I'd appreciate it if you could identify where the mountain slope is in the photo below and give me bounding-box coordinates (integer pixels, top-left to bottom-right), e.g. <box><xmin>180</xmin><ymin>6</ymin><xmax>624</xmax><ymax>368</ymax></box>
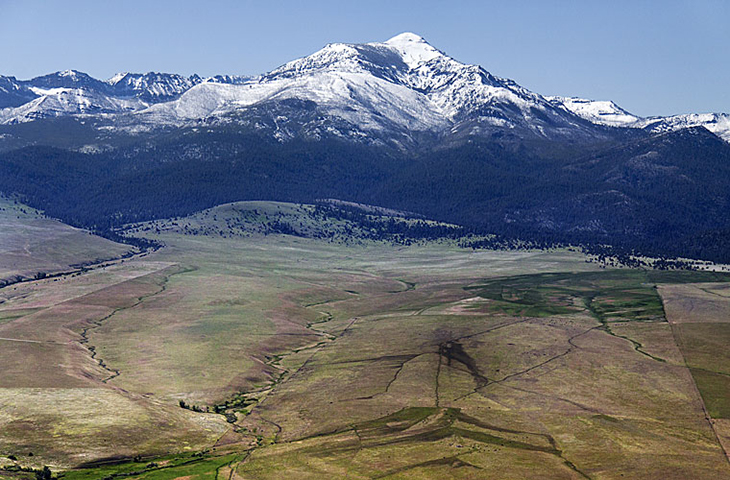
<box><xmin>0</xmin><ymin>76</ymin><xmax>38</xmax><ymax>109</ymax></box>
<box><xmin>0</xmin><ymin>196</ymin><xmax>133</xmax><ymax>284</ymax></box>
<box><xmin>2</xmin><ymin>123</ymin><xmax>729</xmax><ymax>260</ymax></box>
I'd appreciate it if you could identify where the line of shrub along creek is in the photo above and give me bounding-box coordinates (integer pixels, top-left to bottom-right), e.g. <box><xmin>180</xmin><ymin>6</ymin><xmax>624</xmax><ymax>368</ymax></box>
<box><xmin>179</xmin><ymin>279</ymin><xmax>413</xmax><ymax>443</ymax></box>
<box><xmin>183</xmin><ymin>290</ymin><xmax>368</xmax><ymax>443</ymax></box>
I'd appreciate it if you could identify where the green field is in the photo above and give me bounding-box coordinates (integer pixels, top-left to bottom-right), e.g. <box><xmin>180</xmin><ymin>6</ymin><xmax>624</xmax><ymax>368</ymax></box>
<box><xmin>2</xmin><ymin>201</ymin><xmax>730</xmax><ymax>479</ymax></box>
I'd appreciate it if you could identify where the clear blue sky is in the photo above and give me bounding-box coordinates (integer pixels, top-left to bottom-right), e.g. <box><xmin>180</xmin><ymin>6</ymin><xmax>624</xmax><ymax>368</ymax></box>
<box><xmin>1</xmin><ymin>0</ymin><xmax>728</xmax><ymax>117</ymax></box>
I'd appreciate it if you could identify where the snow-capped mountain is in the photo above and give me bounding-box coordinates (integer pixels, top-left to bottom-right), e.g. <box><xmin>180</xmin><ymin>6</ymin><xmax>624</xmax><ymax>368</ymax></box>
<box><xmin>2</xmin><ymin>34</ymin><xmax>730</xmax><ymax>267</ymax></box>
<box><xmin>138</xmin><ymin>33</ymin><xmax>608</xmax><ymax>144</ymax></box>
<box><xmin>550</xmin><ymin>96</ymin><xmax>730</xmax><ymax>142</ymax></box>
<box><xmin>106</xmin><ymin>72</ymin><xmax>203</xmax><ymax>102</ymax></box>
<box><xmin>0</xmin><ymin>33</ymin><xmax>728</xmax><ymax>145</ymax></box>
<box><xmin>640</xmin><ymin>113</ymin><xmax>730</xmax><ymax>142</ymax></box>
<box><xmin>6</xmin><ymin>87</ymin><xmax>144</xmax><ymax>123</ymax></box>
<box><xmin>0</xmin><ymin>71</ymin><xmax>205</xmax><ymax>124</ymax></box>
<box><xmin>29</xmin><ymin>69</ymin><xmax>108</xmax><ymax>90</ymax></box>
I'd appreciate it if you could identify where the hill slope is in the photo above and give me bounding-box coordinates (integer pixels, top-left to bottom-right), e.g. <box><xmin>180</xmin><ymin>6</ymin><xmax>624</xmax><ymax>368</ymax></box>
<box><xmin>0</xmin><ymin>197</ymin><xmax>134</xmax><ymax>285</ymax></box>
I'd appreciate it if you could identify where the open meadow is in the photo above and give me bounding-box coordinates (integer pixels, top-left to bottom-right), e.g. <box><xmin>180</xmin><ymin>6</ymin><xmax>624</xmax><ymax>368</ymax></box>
<box><xmin>1</xmin><ymin>201</ymin><xmax>730</xmax><ymax>479</ymax></box>
<box><xmin>0</xmin><ymin>197</ymin><xmax>133</xmax><ymax>285</ymax></box>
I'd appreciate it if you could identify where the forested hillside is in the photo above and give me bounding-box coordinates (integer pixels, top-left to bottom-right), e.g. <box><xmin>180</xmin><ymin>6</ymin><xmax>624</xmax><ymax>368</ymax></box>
<box><xmin>1</xmin><ymin>125</ymin><xmax>729</xmax><ymax>262</ymax></box>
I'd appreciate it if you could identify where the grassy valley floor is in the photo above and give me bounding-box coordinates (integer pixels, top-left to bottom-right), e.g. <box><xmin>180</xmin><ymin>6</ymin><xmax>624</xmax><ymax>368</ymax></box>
<box><xmin>1</xmin><ymin>202</ymin><xmax>730</xmax><ymax>479</ymax></box>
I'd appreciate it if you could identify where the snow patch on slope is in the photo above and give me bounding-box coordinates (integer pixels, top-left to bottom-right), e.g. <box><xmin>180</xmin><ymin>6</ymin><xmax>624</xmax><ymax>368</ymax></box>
<box><xmin>640</xmin><ymin>113</ymin><xmax>730</xmax><ymax>142</ymax></box>
<box><xmin>548</xmin><ymin>96</ymin><xmax>640</xmax><ymax>127</ymax></box>
<box><xmin>553</xmin><ymin>96</ymin><xmax>730</xmax><ymax>142</ymax></box>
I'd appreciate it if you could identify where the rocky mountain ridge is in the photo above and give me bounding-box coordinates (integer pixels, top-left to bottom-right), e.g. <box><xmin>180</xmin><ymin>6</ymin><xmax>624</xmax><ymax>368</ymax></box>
<box><xmin>1</xmin><ymin>33</ymin><xmax>727</xmax><ymax>144</ymax></box>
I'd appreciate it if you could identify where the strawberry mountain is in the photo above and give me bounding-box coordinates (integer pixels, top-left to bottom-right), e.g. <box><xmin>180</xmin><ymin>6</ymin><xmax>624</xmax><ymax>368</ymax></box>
<box><xmin>1</xmin><ymin>33</ymin><xmax>729</xmax><ymax>261</ymax></box>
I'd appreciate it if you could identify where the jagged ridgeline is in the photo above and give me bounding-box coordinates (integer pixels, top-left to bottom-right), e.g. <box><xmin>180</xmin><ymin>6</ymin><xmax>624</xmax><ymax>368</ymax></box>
<box><xmin>0</xmin><ymin>33</ymin><xmax>729</xmax><ymax>261</ymax></box>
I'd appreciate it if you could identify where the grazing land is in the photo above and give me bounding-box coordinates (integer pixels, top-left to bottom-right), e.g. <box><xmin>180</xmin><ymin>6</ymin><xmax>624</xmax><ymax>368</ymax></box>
<box><xmin>0</xmin><ymin>197</ymin><xmax>133</xmax><ymax>286</ymax></box>
<box><xmin>1</xmin><ymin>201</ymin><xmax>730</xmax><ymax>479</ymax></box>
<box><xmin>659</xmin><ymin>282</ymin><xmax>730</xmax><ymax>456</ymax></box>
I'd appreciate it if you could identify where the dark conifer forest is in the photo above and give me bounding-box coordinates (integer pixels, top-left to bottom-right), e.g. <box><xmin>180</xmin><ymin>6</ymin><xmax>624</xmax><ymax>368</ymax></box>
<box><xmin>1</xmin><ymin>122</ymin><xmax>729</xmax><ymax>262</ymax></box>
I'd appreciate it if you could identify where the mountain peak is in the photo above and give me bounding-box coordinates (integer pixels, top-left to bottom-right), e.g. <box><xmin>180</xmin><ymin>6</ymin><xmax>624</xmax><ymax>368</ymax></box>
<box><xmin>51</xmin><ymin>69</ymin><xmax>94</xmax><ymax>80</ymax></box>
<box><xmin>107</xmin><ymin>72</ymin><xmax>130</xmax><ymax>85</ymax></box>
<box><xmin>27</xmin><ymin>69</ymin><xmax>104</xmax><ymax>90</ymax></box>
<box><xmin>379</xmin><ymin>32</ymin><xmax>442</xmax><ymax>69</ymax></box>
<box><xmin>384</xmin><ymin>32</ymin><xmax>428</xmax><ymax>45</ymax></box>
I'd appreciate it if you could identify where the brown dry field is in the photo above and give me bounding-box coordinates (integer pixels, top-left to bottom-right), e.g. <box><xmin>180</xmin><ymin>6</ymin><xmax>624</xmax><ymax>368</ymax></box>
<box><xmin>659</xmin><ymin>283</ymin><xmax>730</xmax><ymax>440</ymax></box>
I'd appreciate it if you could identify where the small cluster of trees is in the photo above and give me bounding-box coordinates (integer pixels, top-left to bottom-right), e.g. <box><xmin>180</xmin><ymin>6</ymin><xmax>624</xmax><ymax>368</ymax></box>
<box><xmin>0</xmin><ymin>463</ymin><xmax>52</xmax><ymax>480</ymax></box>
<box><xmin>178</xmin><ymin>399</ymin><xmax>208</xmax><ymax>413</ymax></box>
